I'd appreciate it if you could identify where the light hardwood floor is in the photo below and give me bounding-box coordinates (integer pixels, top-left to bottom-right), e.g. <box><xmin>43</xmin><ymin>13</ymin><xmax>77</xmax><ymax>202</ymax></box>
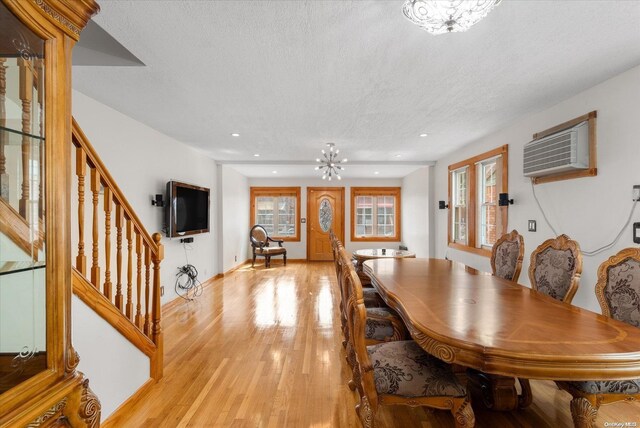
<box><xmin>111</xmin><ymin>261</ymin><xmax>640</xmax><ymax>427</ymax></box>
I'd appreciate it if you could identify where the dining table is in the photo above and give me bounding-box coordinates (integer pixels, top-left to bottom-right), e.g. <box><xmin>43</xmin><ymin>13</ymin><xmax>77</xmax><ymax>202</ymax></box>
<box><xmin>363</xmin><ymin>257</ymin><xmax>640</xmax><ymax>414</ymax></box>
<box><xmin>352</xmin><ymin>248</ymin><xmax>415</xmax><ymax>286</ymax></box>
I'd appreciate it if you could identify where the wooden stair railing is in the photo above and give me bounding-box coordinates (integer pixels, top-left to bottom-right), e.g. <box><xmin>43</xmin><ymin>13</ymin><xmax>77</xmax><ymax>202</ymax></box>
<box><xmin>71</xmin><ymin>118</ymin><xmax>164</xmax><ymax>380</ymax></box>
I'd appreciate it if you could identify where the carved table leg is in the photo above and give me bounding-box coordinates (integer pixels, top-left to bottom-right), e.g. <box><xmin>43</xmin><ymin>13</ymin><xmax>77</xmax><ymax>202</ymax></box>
<box><xmin>570</xmin><ymin>397</ymin><xmax>598</xmax><ymax>428</ymax></box>
<box><xmin>467</xmin><ymin>370</ymin><xmax>519</xmax><ymax>411</ymax></box>
<box><xmin>517</xmin><ymin>378</ymin><xmax>533</xmax><ymax>408</ymax></box>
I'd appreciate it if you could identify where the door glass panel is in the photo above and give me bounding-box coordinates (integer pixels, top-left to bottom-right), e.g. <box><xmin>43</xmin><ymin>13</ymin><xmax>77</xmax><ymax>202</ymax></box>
<box><xmin>0</xmin><ymin>3</ymin><xmax>47</xmax><ymax>394</ymax></box>
<box><xmin>319</xmin><ymin>198</ymin><xmax>332</xmax><ymax>232</ymax></box>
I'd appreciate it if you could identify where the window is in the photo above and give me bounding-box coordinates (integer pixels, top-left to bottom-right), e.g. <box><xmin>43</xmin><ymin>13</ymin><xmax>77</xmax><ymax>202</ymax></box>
<box><xmin>250</xmin><ymin>187</ymin><xmax>301</xmax><ymax>241</ymax></box>
<box><xmin>448</xmin><ymin>145</ymin><xmax>508</xmax><ymax>256</ymax></box>
<box><xmin>351</xmin><ymin>187</ymin><xmax>401</xmax><ymax>241</ymax></box>
<box><xmin>451</xmin><ymin>167</ymin><xmax>468</xmax><ymax>244</ymax></box>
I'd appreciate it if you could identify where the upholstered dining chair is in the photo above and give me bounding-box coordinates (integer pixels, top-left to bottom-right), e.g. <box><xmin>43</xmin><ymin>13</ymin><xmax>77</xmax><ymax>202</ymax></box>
<box><xmin>342</xmin><ymin>249</ymin><xmax>475</xmax><ymax>428</ymax></box>
<box><xmin>529</xmin><ymin>234</ymin><xmax>583</xmax><ymax>303</ymax></box>
<box><xmin>250</xmin><ymin>224</ymin><xmax>287</xmax><ymax>268</ymax></box>
<box><xmin>556</xmin><ymin>247</ymin><xmax>640</xmax><ymax>427</ymax></box>
<box><xmin>330</xmin><ymin>235</ymin><xmax>400</xmax><ymax>348</ymax></box>
<box><xmin>490</xmin><ymin>230</ymin><xmax>525</xmax><ymax>282</ymax></box>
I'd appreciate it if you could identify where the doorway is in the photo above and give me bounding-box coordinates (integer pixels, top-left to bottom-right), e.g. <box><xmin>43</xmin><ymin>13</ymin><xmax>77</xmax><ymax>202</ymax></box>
<box><xmin>307</xmin><ymin>187</ymin><xmax>344</xmax><ymax>261</ymax></box>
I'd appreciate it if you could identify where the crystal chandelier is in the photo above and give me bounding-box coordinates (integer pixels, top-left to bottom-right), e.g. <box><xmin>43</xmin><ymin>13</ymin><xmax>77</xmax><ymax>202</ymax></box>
<box><xmin>315</xmin><ymin>143</ymin><xmax>347</xmax><ymax>181</ymax></box>
<box><xmin>402</xmin><ymin>0</ymin><xmax>501</xmax><ymax>35</ymax></box>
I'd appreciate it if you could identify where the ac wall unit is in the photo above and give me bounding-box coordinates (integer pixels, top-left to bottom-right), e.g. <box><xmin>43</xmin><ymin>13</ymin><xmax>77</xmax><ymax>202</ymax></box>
<box><xmin>523</xmin><ymin>121</ymin><xmax>589</xmax><ymax>177</ymax></box>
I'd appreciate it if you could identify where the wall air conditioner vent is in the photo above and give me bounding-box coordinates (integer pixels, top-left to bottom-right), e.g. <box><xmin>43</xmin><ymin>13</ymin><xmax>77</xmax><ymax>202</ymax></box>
<box><xmin>523</xmin><ymin>121</ymin><xmax>589</xmax><ymax>178</ymax></box>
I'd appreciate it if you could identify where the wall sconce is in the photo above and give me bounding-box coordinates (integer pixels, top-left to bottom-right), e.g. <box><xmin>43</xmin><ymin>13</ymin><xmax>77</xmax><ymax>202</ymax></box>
<box><xmin>438</xmin><ymin>201</ymin><xmax>449</xmax><ymax>209</ymax></box>
<box><xmin>498</xmin><ymin>193</ymin><xmax>514</xmax><ymax>206</ymax></box>
<box><xmin>151</xmin><ymin>194</ymin><xmax>164</xmax><ymax>207</ymax></box>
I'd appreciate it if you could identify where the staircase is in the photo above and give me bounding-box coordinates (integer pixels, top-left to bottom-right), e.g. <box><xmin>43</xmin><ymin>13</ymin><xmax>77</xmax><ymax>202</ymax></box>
<box><xmin>71</xmin><ymin>118</ymin><xmax>164</xmax><ymax>380</ymax></box>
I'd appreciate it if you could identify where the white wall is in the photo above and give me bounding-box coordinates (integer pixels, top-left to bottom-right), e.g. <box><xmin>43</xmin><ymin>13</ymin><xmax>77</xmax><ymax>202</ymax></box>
<box><xmin>72</xmin><ymin>90</ymin><xmax>218</xmax><ymax>304</ymax></box>
<box><xmin>401</xmin><ymin>167</ymin><xmax>432</xmax><ymax>257</ymax></box>
<box><xmin>72</xmin><ymin>295</ymin><xmax>149</xmax><ymax>422</ymax></box>
<box><xmin>246</xmin><ymin>177</ymin><xmax>405</xmax><ymax>259</ymax></box>
<box><xmin>433</xmin><ymin>64</ymin><xmax>640</xmax><ymax>313</ymax></box>
<box><xmin>220</xmin><ymin>165</ymin><xmax>250</xmax><ymax>271</ymax></box>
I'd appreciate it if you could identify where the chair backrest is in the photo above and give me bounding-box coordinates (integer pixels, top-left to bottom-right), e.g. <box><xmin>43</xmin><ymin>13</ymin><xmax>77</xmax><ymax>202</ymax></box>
<box><xmin>250</xmin><ymin>225</ymin><xmax>269</xmax><ymax>247</ymax></box>
<box><xmin>529</xmin><ymin>234</ymin><xmax>582</xmax><ymax>303</ymax></box>
<box><xmin>490</xmin><ymin>230</ymin><xmax>525</xmax><ymax>282</ymax></box>
<box><xmin>595</xmin><ymin>247</ymin><xmax>640</xmax><ymax>327</ymax></box>
<box><xmin>340</xmin><ymin>246</ymin><xmax>379</xmax><ymax>407</ymax></box>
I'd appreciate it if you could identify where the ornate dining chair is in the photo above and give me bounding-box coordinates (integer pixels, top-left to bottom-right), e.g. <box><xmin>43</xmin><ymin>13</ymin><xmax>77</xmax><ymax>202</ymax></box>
<box><xmin>330</xmin><ymin>235</ymin><xmax>395</xmax><ymax>351</ymax></box>
<box><xmin>556</xmin><ymin>247</ymin><xmax>640</xmax><ymax>427</ymax></box>
<box><xmin>528</xmin><ymin>234</ymin><xmax>583</xmax><ymax>303</ymax></box>
<box><xmin>338</xmin><ymin>247</ymin><xmax>408</xmax><ymax>393</ymax></box>
<box><xmin>342</xmin><ymin>251</ymin><xmax>475</xmax><ymax>428</ymax></box>
<box><xmin>490</xmin><ymin>230</ymin><xmax>525</xmax><ymax>282</ymax></box>
<box><xmin>250</xmin><ymin>224</ymin><xmax>287</xmax><ymax>268</ymax></box>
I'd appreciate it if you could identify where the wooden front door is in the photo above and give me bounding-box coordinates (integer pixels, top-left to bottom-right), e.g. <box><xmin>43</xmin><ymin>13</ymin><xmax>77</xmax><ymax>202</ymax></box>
<box><xmin>307</xmin><ymin>187</ymin><xmax>344</xmax><ymax>261</ymax></box>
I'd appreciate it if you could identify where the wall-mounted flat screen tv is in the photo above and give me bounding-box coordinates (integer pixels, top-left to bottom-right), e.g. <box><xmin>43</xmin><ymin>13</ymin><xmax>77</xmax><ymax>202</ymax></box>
<box><xmin>166</xmin><ymin>180</ymin><xmax>210</xmax><ymax>237</ymax></box>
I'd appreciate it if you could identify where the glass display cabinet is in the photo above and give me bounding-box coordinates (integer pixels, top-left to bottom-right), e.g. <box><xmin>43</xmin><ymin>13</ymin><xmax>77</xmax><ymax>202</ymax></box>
<box><xmin>0</xmin><ymin>0</ymin><xmax>100</xmax><ymax>426</ymax></box>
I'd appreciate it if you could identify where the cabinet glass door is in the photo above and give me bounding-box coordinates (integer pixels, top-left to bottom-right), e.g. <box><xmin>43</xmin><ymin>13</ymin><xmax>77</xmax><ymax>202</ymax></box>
<box><xmin>0</xmin><ymin>2</ymin><xmax>46</xmax><ymax>394</ymax></box>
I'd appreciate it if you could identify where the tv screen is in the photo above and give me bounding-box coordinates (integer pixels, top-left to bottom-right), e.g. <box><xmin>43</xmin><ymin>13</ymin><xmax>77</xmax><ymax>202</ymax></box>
<box><xmin>166</xmin><ymin>181</ymin><xmax>210</xmax><ymax>237</ymax></box>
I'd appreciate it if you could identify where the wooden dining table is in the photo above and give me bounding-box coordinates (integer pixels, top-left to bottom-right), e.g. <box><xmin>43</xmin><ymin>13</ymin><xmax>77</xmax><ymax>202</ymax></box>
<box><xmin>363</xmin><ymin>257</ymin><xmax>640</xmax><ymax>413</ymax></box>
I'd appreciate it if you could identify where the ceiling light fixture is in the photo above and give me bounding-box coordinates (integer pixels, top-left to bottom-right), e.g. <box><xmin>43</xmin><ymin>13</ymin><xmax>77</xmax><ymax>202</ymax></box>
<box><xmin>402</xmin><ymin>0</ymin><xmax>501</xmax><ymax>35</ymax></box>
<box><xmin>374</xmin><ymin>171</ymin><xmax>380</xmax><ymax>175</ymax></box>
<box><xmin>419</xmin><ymin>133</ymin><xmax>428</xmax><ymax>137</ymax></box>
<box><xmin>315</xmin><ymin>142</ymin><xmax>347</xmax><ymax>181</ymax></box>
<box><xmin>231</xmin><ymin>133</ymin><xmax>240</xmax><ymax>137</ymax></box>
<box><xmin>395</xmin><ymin>154</ymin><xmax>402</xmax><ymax>158</ymax></box>
<box><xmin>253</xmin><ymin>153</ymin><xmax>260</xmax><ymax>157</ymax></box>
<box><xmin>272</xmin><ymin>170</ymin><xmax>277</xmax><ymax>174</ymax></box>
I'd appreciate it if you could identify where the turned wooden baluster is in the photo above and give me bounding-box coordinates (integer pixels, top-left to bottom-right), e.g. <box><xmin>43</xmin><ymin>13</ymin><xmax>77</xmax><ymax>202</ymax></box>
<box><xmin>134</xmin><ymin>231</ymin><xmax>143</xmax><ymax>329</ymax></box>
<box><xmin>0</xmin><ymin>58</ymin><xmax>7</xmax><ymax>197</ymax></box>
<box><xmin>75</xmin><ymin>148</ymin><xmax>87</xmax><ymax>275</ymax></box>
<box><xmin>144</xmin><ymin>245</ymin><xmax>151</xmax><ymax>336</ymax></box>
<box><xmin>114</xmin><ymin>203</ymin><xmax>124</xmax><ymax>310</ymax></box>
<box><xmin>126</xmin><ymin>218</ymin><xmax>134</xmax><ymax>320</ymax></box>
<box><xmin>18</xmin><ymin>59</ymin><xmax>33</xmax><ymax>219</ymax></box>
<box><xmin>103</xmin><ymin>186</ymin><xmax>113</xmax><ymax>300</ymax></box>
<box><xmin>90</xmin><ymin>167</ymin><xmax>100</xmax><ymax>288</ymax></box>
<box><xmin>151</xmin><ymin>233</ymin><xmax>164</xmax><ymax>379</ymax></box>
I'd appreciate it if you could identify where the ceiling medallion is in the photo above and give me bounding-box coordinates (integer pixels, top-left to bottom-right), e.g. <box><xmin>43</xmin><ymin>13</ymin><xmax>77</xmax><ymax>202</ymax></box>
<box><xmin>315</xmin><ymin>143</ymin><xmax>347</xmax><ymax>181</ymax></box>
<box><xmin>402</xmin><ymin>0</ymin><xmax>501</xmax><ymax>35</ymax></box>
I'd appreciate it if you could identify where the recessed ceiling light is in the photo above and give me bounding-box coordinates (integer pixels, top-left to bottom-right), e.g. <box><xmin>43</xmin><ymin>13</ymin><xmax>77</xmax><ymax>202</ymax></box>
<box><xmin>253</xmin><ymin>153</ymin><xmax>260</xmax><ymax>157</ymax></box>
<box><xmin>231</xmin><ymin>133</ymin><xmax>240</xmax><ymax>137</ymax></box>
<box><xmin>395</xmin><ymin>154</ymin><xmax>402</xmax><ymax>158</ymax></box>
<box><xmin>419</xmin><ymin>133</ymin><xmax>428</xmax><ymax>137</ymax></box>
<box><xmin>374</xmin><ymin>171</ymin><xmax>380</xmax><ymax>175</ymax></box>
<box><xmin>272</xmin><ymin>170</ymin><xmax>277</xmax><ymax>174</ymax></box>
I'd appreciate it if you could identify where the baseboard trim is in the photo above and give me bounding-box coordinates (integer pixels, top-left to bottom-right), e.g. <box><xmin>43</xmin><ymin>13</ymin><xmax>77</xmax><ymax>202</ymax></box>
<box><xmin>101</xmin><ymin>378</ymin><xmax>155</xmax><ymax>428</ymax></box>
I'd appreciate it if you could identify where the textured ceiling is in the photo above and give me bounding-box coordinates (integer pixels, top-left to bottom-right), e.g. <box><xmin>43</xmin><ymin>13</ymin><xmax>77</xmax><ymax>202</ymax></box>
<box><xmin>72</xmin><ymin>0</ymin><xmax>640</xmax><ymax>177</ymax></box>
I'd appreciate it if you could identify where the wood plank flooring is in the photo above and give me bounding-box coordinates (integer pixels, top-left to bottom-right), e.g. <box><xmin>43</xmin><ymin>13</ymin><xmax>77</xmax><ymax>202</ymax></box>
<box><xmin>112</xmin><ymin>261</ymin><xmax>640</xmax><ymax>427</ymax></box>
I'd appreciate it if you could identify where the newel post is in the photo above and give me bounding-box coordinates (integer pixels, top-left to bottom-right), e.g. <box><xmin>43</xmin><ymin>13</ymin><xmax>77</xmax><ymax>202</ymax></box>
<box><xmin>151</xmin><ymin>232</ymin><xmax>164</xmax><ymax>380</ymax></box>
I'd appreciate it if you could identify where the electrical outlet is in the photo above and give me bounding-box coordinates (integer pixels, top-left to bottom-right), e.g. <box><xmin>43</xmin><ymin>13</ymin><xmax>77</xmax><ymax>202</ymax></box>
<box><xmin>633</xmin><ymin>185</ymin><xmax>640</xmax><ymax>201</ymax></box>
<box><xmin>160</xmin><ymin>286</ymin><xmax>165</xmax><ymax>296</ymax></box>
<box><xmin>528</xmin><ymin>220</ymin><xmax>537</xmax><ymax>232</ymax></box>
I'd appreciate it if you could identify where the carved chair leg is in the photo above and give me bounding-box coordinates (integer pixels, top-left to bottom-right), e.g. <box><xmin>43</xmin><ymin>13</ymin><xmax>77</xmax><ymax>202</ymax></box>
<box><xmin>265</xmin><ymin>256</ymin><xmax>270</xmax><ymax>268</ymax></box>
<box><xmin>252</xmin><ymin>253</ymin><xmax>256</xmax><ymax>267</ymax></box>
<box><xmin>517</xmin><ymin>378</ymin><xmax>533</xmax><ymax>408</ymax></box>
<box><xmin>451</xmin><ymin>396</ymin><xmax>475</xmax><ymax>428</ymax></box>
<box><xmin>356</xmin><ymin>395</ymin><xmax>376</xmax><ymax>428</ymax></box>
<box><xmin>570</xmin><ymin>397</ymin><xmax>598</xmax><ymax>428</ymax></box>
<box><xmin>284</xmin><ymin>254</ymin><xmax>287</xmax><ymax>265</ymax></box>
